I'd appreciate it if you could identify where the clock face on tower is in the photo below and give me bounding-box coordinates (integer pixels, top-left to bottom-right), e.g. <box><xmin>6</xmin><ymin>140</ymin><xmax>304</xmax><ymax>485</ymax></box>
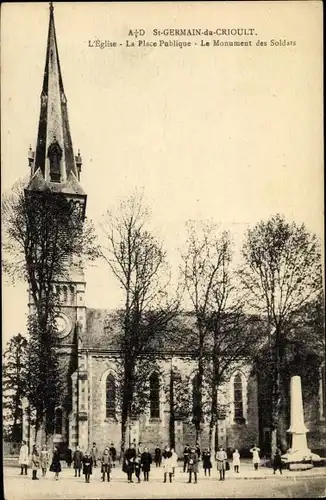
<box><xmin>54</xmin><ymin>313</ymin><xmax>72</xmax><ymax>338</ymax></box>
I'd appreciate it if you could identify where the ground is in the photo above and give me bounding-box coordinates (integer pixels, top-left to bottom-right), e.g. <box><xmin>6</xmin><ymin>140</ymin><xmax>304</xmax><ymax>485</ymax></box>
<box><xmin>4</xmin><ymin>461</ymin><xmax>326</xmax><ymax>500</ymax></box>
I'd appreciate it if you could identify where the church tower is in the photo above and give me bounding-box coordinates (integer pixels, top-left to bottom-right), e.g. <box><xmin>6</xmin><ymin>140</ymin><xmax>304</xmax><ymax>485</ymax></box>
<box><xmin>25</xmin><ymin>3</ymin><xmax>87</xmax><ymax>452</ymax></box>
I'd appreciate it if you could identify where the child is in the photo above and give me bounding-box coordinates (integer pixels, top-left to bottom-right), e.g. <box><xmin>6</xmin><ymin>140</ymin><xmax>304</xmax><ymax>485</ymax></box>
<box><xmin>101</xmin><ymin>447</ymin><xmax>112</xmax><ymax>482</ymax></box>
<box><xmin>232</xmin><ymin>449</ymin><xmax>240</xmax><ymax>473</ymax></box>
<box><xmin>216</xmin><ymin>446</ymin><xmax>227</xmax><ymax>481</ymax></box>
<box><xmin>40</xmin><ymin>445</ymin><xmax>49</xmax><ymax>477</ymax></box>
<box><xmin>187</xmin><ymin>447</ymin><xmax>199</xmax><ymax>484</ymax></box>
<box><xmin>31</xmin><ymin>445</ymin><xmax>40</xmax><ymax>480</ymax></box>
<box><xmin>202</xmin><ymin>447</ymin><xmax>212</xmax><ymax>476</ymax></box>
<box><xmin>82</xmin><ymin>450</ymin><xmax>93</xmax><ymax>483</ymax></box>
<box><xmin>162</xmin><ymin>446</ymin><xmax>173</xmax><ymax>483</ymax></box>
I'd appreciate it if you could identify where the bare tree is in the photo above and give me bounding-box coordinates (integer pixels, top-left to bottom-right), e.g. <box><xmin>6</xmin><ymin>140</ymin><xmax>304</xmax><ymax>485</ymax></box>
<box><xmin>239</xmin><ymin>214</ymin><xmax>323</xmax><ymax>450</ymax></box>
<box><xmin>2</xmin><ymin>180</ymin><xmax>99</xmax><ymax>437</ymax></box>
<box><xmin>181</xmin><ymin>221</ymin><xmax>260</xmax><ymax>447</ymax></box>
<box><xmin>100</xmin><ymin>191</ymin><xmax>179</xmax><ymax>444</ymax></box>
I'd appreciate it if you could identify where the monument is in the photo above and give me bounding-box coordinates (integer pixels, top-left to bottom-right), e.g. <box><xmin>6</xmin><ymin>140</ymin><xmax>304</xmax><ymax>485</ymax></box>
<box><xmin>282</xmin><ymin>375</ymin><xmax>321</xmax><ymax>470</ymax></box>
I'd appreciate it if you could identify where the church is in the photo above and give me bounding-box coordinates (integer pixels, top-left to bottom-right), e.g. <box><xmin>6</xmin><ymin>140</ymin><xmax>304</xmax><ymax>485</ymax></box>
<box><xmin>22</xmin><ymin>4</ymin><xmax>325</xmax><ymax>459</ymax></box>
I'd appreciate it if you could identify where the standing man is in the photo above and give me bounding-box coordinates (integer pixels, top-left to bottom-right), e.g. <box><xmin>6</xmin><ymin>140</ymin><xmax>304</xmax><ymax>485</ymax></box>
<box><xmin>250</xmin><ymin>444</ymin><xmax>261</xmax><ymax>471</ymax></box>
<box><xmin>19</xmin><ymin>440</ymin><xmax>29</xmax><ymax>476</ymax></box>
<box><xmin>91</xmin><ymin>442</ymin><xmax>98</xmax><ymax>467</ymax></box>
<box><xmin>183</xmin><ymin>444</ymin><xmax>190</xmax><ymax>473</ymax></box>
<box><xmin>73</xmin><ymin>445</ymin><xmax>83</xmax><ymax>477</ymax></box>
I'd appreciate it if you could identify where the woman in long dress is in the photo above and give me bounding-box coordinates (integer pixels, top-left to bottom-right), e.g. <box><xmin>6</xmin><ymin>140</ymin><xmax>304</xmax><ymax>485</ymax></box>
<box><xmin>49</xmin><ymin>446</ymin><xmax>62</xmax><ymax>480</ymax></box>
<box><xmin>19</xmin><ymin>441</ymin><xmax>29</xmax><ymax>476</ymax></box>
<box><xmin>232</xmin><ymin>449</ymin><xmax>240</xmax><ymax>473</ymax></box>
<box><xmin>249</xmin><ymin>445</ymin><xmax>261</xmax><ymax>470</ymax></box>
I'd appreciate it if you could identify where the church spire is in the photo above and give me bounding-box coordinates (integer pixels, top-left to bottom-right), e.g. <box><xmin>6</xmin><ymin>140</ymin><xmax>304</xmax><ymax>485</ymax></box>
<box><xmin>29</xmin><ymin>2</ymin><xmax>84</xmax><ymax>195</ymax></box>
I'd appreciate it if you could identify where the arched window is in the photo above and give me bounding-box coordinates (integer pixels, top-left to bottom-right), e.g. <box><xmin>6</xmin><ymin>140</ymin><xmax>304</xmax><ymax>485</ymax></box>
<box><xmin>62</xmin><ymin>285</ymin><xmax>68</xmax><ymax>303</ymax></box>
<box><xmin>234</xmin><ymin>374</ymin><xmax>244</xmax><ymax>420</ymax></box>
<box><xmin>106</xmin><ymin>374</ymin><xmax>116</xmax><ymax>418</ymax></box>
<box><xmin>192</xmin><ymin>373</ymin><xmax>200</xmax><ymax>422</ymax></box>
<box><xmin>55</xmin><ymin>408</ymin><xmax>63</xmax><ymax>434</ymax></box>
<box><xmin>149</xmin><ymin>373</ymin><xmax>160</xmax><ymax>418</ymax></box>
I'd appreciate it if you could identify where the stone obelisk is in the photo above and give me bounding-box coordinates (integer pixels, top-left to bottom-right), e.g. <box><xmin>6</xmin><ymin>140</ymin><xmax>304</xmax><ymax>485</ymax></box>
<box><xmin>283</xmin><ymin>376</ymin><xmax>313</xmax><ymax>467</ymax></box>
<box><xmin>287</xmin><ymin>376</ymin><xmax>311</xmax><ymax>456</ymax></box>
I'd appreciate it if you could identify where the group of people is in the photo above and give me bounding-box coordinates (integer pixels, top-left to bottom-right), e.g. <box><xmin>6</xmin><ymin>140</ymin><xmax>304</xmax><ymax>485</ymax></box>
<box><xmin>19</xmin><ymin>439</ymin><xmax>284</xmax><ymax>483</ymax></box>
<box><xmin>18</xmin><ymin>440</ymin><xmax>118</xmax><ymax>482</ymax></box>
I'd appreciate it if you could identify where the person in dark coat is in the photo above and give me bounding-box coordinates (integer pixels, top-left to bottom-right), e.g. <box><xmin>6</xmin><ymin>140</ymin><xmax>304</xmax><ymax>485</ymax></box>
<box><xmin>202</xmin><ymin>447</ymin><xmax>212</xmax><ymax>476</ymax></box>
<box><xmin>109</xmin><ymin>442</ymin><xmax>117</xmax><ymax>467</ymax></box>
<box><xmin>273</xmin><ymin>449</ymin><xmax>283</xmax><ymax>475</ymax></box>
<box><xmin>101</xmin><ymin>447</ymin><xmax>112</xmax><ymax>482</ymax></box>
<box><xmin>66</xmin><ymin>448</ymin><xmax>72</xmax><ymax>468</ymax></box>
<box><xmin>141</xmin><ymin>447</ymin><xmax>152</xmax><ymax>481</ymax></box>
<box><xmin>123</xmin><ymin>443</ymin><xmax>136</xmax><ymax>483</ymax></box>
<box><xmin>82</xmin><ymin>450</ymin><xmax>93</xmax><ymax>483</ymax></box>
<box><xmin>154</xmin><ymin>447</ymin><xmax>162</xmax><ymax>467</ymax></box>
<box><xmin>49</xmin><ymin>446</ymin><xmax>61</xmax><ymax>481</ymax></box>
<box><xmin>183</xmin><ymin>444</ymin><xmax>191</xmax><ymax>473</ymax></box>
<box><xmin>187</xmin><ymin>447</ymin><xmax>199</xmax><ymax>484</ymax></box>
<box><xmin>73</xmin><ymin>446</ymin><xmax>83</xmax><ymax>477</ymax></box>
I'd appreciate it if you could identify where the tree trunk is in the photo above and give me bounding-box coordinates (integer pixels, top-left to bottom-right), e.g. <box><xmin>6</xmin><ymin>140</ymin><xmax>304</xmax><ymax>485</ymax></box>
<box><xmin>169</xmin><ymin>368</ymin><xmax>175</xmax><ymax>449</ymax></box>
<box><xmin>121</xmin><ymin>358</ymin><xmax>134</xmax><ymax>447</ymax></box>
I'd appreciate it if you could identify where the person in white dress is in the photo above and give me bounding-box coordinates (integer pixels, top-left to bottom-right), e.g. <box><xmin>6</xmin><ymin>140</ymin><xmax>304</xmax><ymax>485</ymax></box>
<box><xmin>162</xmin><ymin>446</ymin><xmax>174</xmax><ymax>483</ymax></box>
<box><xmin>171</xmin><ymin>448</ymin><xmax>178</xmax><ymax>476</ymax></box>
<box><xmin>249</xmin><ymin>445</ymin><xmax>261</xmax><ymax>470</ymax></box>
<box><xmin>19</xmin><ymin>441</ymin><xmax>29</xmax><ymax>476</ymax></box>
<box><xmin>232</xmin><ymin>449</ymin><xmax>240</xmax><ymax>473</ymax></box>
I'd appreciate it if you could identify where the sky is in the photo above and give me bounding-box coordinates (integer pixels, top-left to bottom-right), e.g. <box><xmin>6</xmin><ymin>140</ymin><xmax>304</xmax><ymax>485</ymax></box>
<box><xmin>1</xmin><ymin>2</ymin><xmax>323</xmax><ymax>346</ymax></box>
